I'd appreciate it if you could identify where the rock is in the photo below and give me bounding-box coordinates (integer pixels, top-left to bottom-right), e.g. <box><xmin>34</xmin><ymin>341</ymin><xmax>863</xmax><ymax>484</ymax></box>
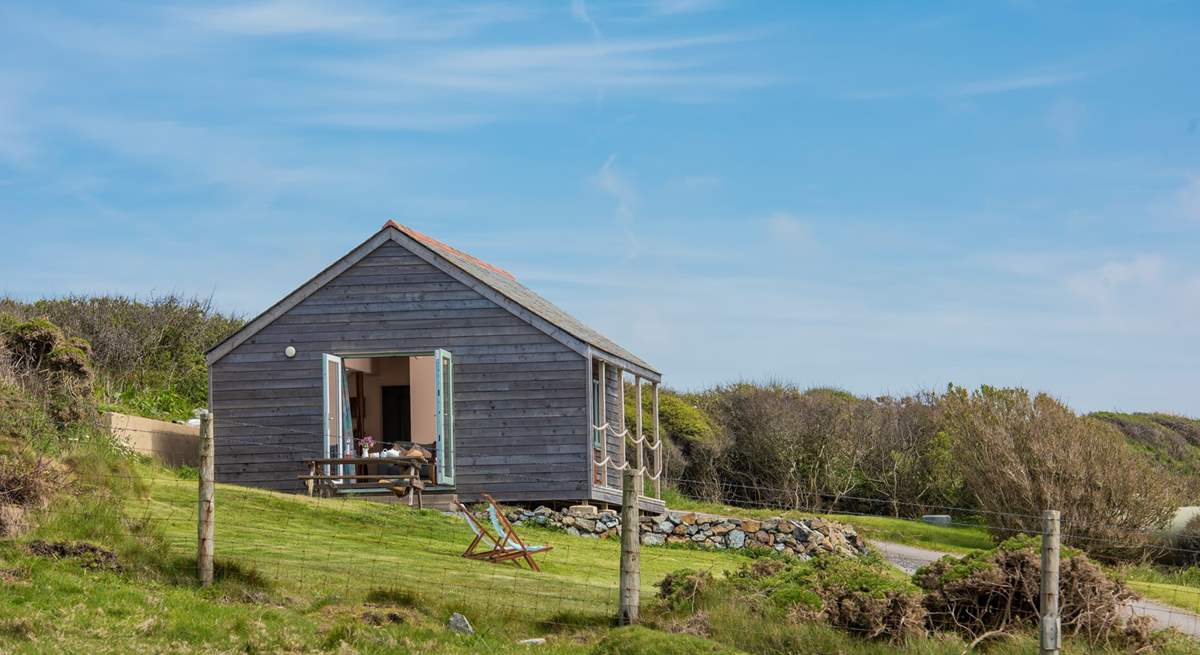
<box><xmin>642</xmin><ymin>532</ymin><xmax>666</xmax><ymax>546</ymax></box>
<box><xmin>448</xmin><ymin>613</ymin><xmax>474</xmax><ymax>636</ymax></box>
<box><xmin>686</xmin><ymin>525</ymin><xmax>699</xmax><ymax>536</ymax></box>
<box><xmin>656</xmin><ymin>520</ymin><xmax>674</xmax><ymax>533</ymax></box>
<box><xmin>575</xmin><ymin>518</ymin><xmax>597</xmax><ymax>532</ymax></box>
<box><xmin>754</xmin><ymin>530</ymin><xmax>772</xmax><ymax>545</ymax></box>
<box><xmin>517</xmin><ymin>637</ymin><xmax>546</xmax><ymax>645</ymax></box>
<box><xmin>671</xmin><ymin>524</ymin><xmax>689</xmax><ymax>535</ymax></box>
<box><xmin>678</xmin><ymin>512</ymin><xmax>697</xmax><ymax>525</ymax></box>
<box><xmin>741</xmin><ymin>519</ymin><xmax>761</xmax><ymax>534</ymax></box>
<box><xmin>727</xmin><ymin>529</ymin><xmax>746</xmax><ymax>549</ymax></box>
<box><xmin>565</xmin><ymin>526</ymin><xmax>579</xmax><ymax>536</ymax></box>
<box><xmin>567</xmin><ymin>504</ymin><xmax>598</xmax><ymax>518</ymax></box>
<box><xmin>562</xmin><ymin>516</ymin><xmax>576</xmax><ymax>527</ymax></box>
<box><xmin>762</xmin><ymin>520</ymin><xmax>780</xmax><ymax>532</ymax></box>
<box><xmin>666</xmin><ymin>535</ymin><xmax>690</xmax><ymax>545</ymax></box>
<box><xmin>709</xmin><ymin>534</ymin><xmax>725</xmax><ymax>546</ymax></box>
<box><xmin>534</xmin><ymin>506</ymin><xmax>554</xmax><ymax>516</ymax></box>
<box><xmin>691</xmin><ymin>533</ymin><xmax>707</xmax><ymax>542</ymax></box>
<box><xmin>711</xmin><ymin>522</ymin><xmax>734</xmax><ymax>536</ymax></box>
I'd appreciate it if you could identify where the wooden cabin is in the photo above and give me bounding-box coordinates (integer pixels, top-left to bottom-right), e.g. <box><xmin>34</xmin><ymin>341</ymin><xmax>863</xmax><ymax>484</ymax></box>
<box><xmin>205</xmin><ymin>221</ymin><xmax>665</xmax><ymax>511</ymax></box>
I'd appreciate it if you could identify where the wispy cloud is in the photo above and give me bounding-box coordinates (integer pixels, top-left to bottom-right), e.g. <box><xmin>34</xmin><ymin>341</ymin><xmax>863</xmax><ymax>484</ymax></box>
<box><xmin>765</xmin><ymin>211</ymin><xmax>813</xmax><ymax>246</ymax></box>
<box><xmin>646</xmin><ymin>0</ymin><xmax>723</xmax><ymax>16</ymax></box>
<box><xmin>1065</xmin><ymin>254</ymin><xmax>1166</xmax><ymax>306</ymax></box>
<box><xmin>590</xmin><ymin>155</ymin><xmax>640</xmax><ymax>254</ymax></box>
<box><xmin>950</xmin><ymin>70</ymin><xmax>1086</xmax><ymax>97</ymax></box>
<box><xmin>316</xmin><ymin>32</ymin><xmax>767</xmax><ymax>101</ymax></box>
<box><xmin>180</xmin><ymin>0</ymin><xmax>528</xmax><ymax>39</ymax></box>
<box><xmin>304</xmin><ymin>111</ymin><xmax>496</xmax><ymax>132</ymax></box>
<box><xmin>1177</xmin><ymin>174</ymin><xmax>1200</xmax><ymax>223</ymax></box>
<box><xmin>592</xmin><ymin>155</ymin><xmax>637</xmax><ymax>225</ymax></box>
<box><xmin>570</xmin><ymin>0</ymin><xmax>603</xmax><ymax>40</ymax></box>
<box><xmin>0</xmin><ymin>73</ymin><xmax>37</xmax><ymax>167</ymax></box>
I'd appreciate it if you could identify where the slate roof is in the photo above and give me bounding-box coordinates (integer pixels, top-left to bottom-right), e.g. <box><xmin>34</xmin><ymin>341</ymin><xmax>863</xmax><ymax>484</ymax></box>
<box><xmin>387</xmin><ymin>221</ymin><xmax>658</xmax><ymax>374</ymax></box>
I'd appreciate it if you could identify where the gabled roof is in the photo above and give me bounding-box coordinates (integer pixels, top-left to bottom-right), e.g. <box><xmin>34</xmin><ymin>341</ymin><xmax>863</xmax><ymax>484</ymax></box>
<box><xmin>206</xmin><ymin>222</ymin><xmax>660</xmax><ymax>379</ymax></box>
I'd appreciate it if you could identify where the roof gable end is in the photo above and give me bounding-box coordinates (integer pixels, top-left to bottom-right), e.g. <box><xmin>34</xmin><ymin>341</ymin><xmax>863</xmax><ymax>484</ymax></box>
<box><xmin>206</xmin><ymin>222</ymin><xmax>660</xmax><ymax>380</ymax></box>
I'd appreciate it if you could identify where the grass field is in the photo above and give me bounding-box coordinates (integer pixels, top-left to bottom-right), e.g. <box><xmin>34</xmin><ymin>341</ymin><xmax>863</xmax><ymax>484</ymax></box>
<box><xmin>3</xmin><ymin>460</ymin><xmax>1198</xmax><ymax>653</ymax></box>
<box><xmin>0</xmin><ymin>464</ymin><xmax>753</xmax><ymax>654</ymax></box>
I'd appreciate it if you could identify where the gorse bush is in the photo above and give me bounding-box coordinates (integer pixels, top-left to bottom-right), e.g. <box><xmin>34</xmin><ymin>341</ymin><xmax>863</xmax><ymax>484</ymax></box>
<box><xmin>0</xmin><ymin>294</ymin><xmax>242</xmax><ymax>421</ymax></box>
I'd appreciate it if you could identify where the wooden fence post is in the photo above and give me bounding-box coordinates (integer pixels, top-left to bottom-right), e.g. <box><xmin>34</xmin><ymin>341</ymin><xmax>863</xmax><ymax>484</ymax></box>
<box><xmin>618</xmin><ymin>466</ymin><xmax>640</xmax><ymax>625</ymax></box>
<box><xmin>1040</xmin><ymin>509</ymin><xmax>1061</xmax><ymax>655</ymax></box>
<box><xmin>196</xmin><ymin>409</ymin><xmax>214</xmax><ymax>587</ymax></box>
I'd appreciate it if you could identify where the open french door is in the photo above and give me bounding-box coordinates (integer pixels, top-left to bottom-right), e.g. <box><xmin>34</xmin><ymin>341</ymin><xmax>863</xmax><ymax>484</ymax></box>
<box><xmin>433</xmin><ymin>349</ymin><xmax>455</xmax><ymax>486</ymax></box>
<box><xmin>322</xmin><ymin>354</ymin><xmax>352</xmax><ymax>478</ymax></box>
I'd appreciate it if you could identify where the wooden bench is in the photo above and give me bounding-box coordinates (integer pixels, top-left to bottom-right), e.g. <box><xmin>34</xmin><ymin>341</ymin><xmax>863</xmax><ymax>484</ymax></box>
<box><xmin>300</xmin><ymin>456</ymin><xmax>428</xmax><ymax>507</ymax></box>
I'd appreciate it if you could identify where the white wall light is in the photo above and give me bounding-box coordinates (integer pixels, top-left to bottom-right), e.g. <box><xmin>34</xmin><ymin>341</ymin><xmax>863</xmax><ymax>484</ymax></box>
<box><xmin>284</xmin><ymin>346</ymin><xmax>296</xmax><ymax>358</ymax></box>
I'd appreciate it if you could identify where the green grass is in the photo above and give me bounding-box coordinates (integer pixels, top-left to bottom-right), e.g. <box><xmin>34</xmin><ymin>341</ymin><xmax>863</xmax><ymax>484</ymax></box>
<box><xmin>1121</xmin><ymin>564</ymin><xmax>1200</xmax><ymax>614</ymax></box>
<box><xmin>3</xmin><ymin>457</ymin><xmax>1197</xmax><ymax>654</ymax></box>
<box><xmin>0</xmin><ymin>460</ymin><xmax>751</xmax><ymax>654</ymax></box>
<box><xmin>659</xmin><ymin>488</ymin><xmax>994</xmax><ymax>554</ymax></box>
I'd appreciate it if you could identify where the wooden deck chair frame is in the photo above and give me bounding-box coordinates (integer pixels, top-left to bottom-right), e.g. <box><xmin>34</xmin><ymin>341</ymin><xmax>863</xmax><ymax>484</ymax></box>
<box><xmin>482</xmin><ymin>493</ymin><xmax>552</xmax><ymax>571</ymax></box>
<box><xmin>454</xmin><ymin>494</ymin><xmax>552</xmax><ymax>571</ymax></box>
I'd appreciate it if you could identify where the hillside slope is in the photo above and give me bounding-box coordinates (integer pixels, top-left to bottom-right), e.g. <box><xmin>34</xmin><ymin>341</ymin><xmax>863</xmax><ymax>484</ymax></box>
<box><xmin>1092</xmin><ymin>412</ymin><xmax>1200</xmax><ymax>480</ymax></box>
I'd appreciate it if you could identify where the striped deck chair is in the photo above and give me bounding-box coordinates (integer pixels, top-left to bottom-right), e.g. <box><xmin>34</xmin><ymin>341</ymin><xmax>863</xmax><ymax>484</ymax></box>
<box><xmin>482</xmin><ymin>494</ymin><xmax>552</xmax><ymax>572</ymax></box>
<box><xmin>454</xmin><ymin>494</ymin><xmax>552</xmax><ymax>571</ymax></box>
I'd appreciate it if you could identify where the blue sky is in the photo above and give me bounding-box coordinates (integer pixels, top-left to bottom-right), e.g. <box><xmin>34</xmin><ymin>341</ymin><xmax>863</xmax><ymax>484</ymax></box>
<box><xmin>1</xmin><ymin>1</ymin><xmax>1198</xmax><ymax>414</ymax></box>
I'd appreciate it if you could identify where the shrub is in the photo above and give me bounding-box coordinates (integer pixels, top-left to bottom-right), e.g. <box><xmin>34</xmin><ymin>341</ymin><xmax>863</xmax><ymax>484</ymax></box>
<box><xmin>915</xmin><ymin>536</ymin><xmax>1147</xmax><ymax>647</ymax></box>
<box><xmin>941</xmin><ymin>385</ymin><xmax>1182</xmax><ymax>560</ymax></box>
<box><xmin>0</xmin><ymin>316</ymin><xmax>96</xmax><ymax>425</ymax></box>
<box><xmin>0</xmin><ymin>449</ymin><xmax>58</xmax><ymax>508</ymax></box>
<box><xmin>695</xmin><ymin>383</ymin><xmax>866</xmax><ymax>511</ymax></box>
<box><xmin>734</xmin><ymin>554</ymin><xmax>926</xmax><ymax>641</ymax></box>
<box><xmin>0</xmin><ymin>294</ymin><xmax>241</xmax><ymax>421</ymax></box>
<box><xmin>655</xmin><ymin>568</ymin><xmax>715</xmax><ymax>610</ymax></box>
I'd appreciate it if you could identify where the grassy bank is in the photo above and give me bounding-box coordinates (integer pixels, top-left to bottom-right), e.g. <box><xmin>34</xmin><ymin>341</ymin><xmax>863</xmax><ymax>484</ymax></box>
<box><xmin>3</xmin><ymin>455</ymin><xmax>1197</xmax><ymax>653</ymax></box>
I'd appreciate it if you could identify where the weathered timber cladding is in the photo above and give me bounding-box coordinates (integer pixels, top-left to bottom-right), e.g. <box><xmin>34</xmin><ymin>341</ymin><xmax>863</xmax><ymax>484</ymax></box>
<box><xmin>603</xmin><ymin>362</ymin><xmax>623</xmax><ymax>489</ymax></box>
<box><xmin>210</xmin><ymin>241</ymin><xmax>589</xmax><ymax>501</ymax></box>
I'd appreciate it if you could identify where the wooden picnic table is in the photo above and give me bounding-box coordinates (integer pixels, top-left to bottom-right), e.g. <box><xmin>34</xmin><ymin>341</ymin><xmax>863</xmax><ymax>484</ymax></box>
<box><xmin>301</xmin><ymin>456</ymin><xmax>428</xmax><ymax>507</ymax></box>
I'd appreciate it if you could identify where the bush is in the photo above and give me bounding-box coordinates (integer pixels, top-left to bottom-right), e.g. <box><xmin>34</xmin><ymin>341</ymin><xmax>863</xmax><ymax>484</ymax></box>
<box><xmin>0</xmin><ymin>316</ymin><xmax>96</xmax><ymax>425</ymax></box>
<box><xmin>0</xmin><ymin>294</ymin><xmax>241</xmax><ymax>421</ymax></box>
<box><xmin>591</xmin><ymin>626</ymin><xmax>746</xmax><ymax>655</ymax></box>
<box><xmin>695</xmin><ymin>383</ymin><xmax>865</xmax><ymax>511</ymax></box>
<box><xmin>0</xmin><ymin>449</ymin><xmax>58</xmax><ymax>508</ymax></box>
<box><xmin>941</xmin><ymin>385</ymin><xmax>1183</xmax><ymax>560</ymax></box>
<box><xmin>915</xmin><ymin>536</ymin><xmax>1147</xmax><ymax>647</ymax></box>
<box><xmin>655</xmin><ymin>568</ymin><xmax>715</xmax><ymax>610</ymax></box>
<box><xmin>732</xmin><ymin>554</ymin><xmax>926</xmax><ymax>641</ymax></box>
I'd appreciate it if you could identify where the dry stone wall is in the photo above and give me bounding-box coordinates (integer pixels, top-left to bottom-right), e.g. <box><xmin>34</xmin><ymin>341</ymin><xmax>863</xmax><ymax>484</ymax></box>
<box><xmin>505</xmin><ymin>506</ymin><xmax>869</xmax><ymax>558</ymax></box>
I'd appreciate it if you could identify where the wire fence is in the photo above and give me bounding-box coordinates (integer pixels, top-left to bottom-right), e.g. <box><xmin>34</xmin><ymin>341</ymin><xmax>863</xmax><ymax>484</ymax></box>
<box><xmin>8</xmin><ymin>410</ymin><xmax>1200</xmax><ymax>648</ymax></box>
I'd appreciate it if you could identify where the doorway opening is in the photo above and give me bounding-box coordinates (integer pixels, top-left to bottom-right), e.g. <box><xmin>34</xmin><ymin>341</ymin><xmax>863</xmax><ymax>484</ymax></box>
<box><xmin>323</xmin><ymin>351</ymin><xmax>455</xmax><ymax>488</ymax></box>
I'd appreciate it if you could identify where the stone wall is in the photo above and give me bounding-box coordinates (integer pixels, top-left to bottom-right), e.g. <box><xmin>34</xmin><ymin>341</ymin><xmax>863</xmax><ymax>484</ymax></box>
<box><xmin>505</xmin><ymin>506</ymin><xmax>868</xmax><ymax>559</ymax></box>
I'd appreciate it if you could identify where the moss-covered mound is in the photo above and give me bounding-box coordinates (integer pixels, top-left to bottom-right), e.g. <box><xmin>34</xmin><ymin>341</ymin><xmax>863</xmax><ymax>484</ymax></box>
<box><xmin>591</xmin><ymin>625</ymin><xmax>746</xmax><ymax>655</ymax></box>
<box><xmin>654</xmin><ymin>553</ymin><xmax>925</xmax><ymax>642</ymax></box>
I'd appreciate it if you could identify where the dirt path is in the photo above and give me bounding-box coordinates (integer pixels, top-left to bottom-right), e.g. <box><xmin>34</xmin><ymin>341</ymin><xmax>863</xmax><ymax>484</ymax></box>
<box><xmin>868</xmin><ymin>540</ymin><xmax>1200</xmax><ymax>638</ymax></box>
